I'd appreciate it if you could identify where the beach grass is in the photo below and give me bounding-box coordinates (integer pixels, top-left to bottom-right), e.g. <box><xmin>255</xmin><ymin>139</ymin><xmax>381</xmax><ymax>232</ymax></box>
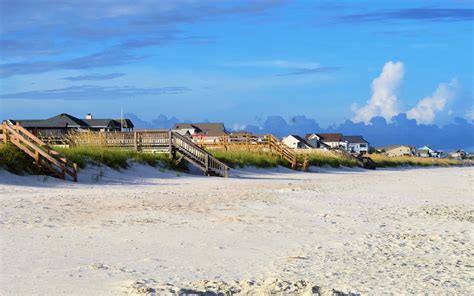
<box><xmin>296</xmin><ymin>150</ymin><xmax>359</xmax><ymax>168</ymax></box>
<box><xmin>54</xmin><ymin>146</ymin><xmax>179</xmax><ymax>170</ymax></box>
<box><xmin>0</xmin><ymin>143</ymin><xmax>41</xmax><ymax>175</ymax></box>
<box><xmin>210</xmin><ymin>149</ymin><xmax>287</xmax><ymax>168</ymax></box>
<box><xmin>369</xmin><ymin>154</ymin><xmax>462</xmax><ymax>167</ymax></box>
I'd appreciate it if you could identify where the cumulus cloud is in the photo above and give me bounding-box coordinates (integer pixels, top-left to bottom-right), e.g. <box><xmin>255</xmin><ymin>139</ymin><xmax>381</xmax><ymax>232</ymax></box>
<box><xmin>353</xmin><ymin>61</ymin><xmax>404</xmax><ymax>124</ymax></box>
<box><xmin>407</xmin><ymin>79</ymin><xmax>458</xmax><ymax>124</ymax></box>
<box><xmin>465</xmin><ymin>107</ymin><xmax>474</xmax><ymax>121</ymax></box>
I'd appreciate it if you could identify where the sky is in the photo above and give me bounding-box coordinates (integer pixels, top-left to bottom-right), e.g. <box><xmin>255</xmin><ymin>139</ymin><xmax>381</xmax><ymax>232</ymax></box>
<box><xmin>0</xmin><ymin>0</ymin><xmax>473</xmax><ymax>148</ymax></box>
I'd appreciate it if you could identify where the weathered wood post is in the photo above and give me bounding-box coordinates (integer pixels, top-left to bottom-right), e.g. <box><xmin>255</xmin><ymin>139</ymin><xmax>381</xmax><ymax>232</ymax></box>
<box><xmin>303</xmin><ymin>154</ymin><xmax>308</xmax><ymax>171</ymax></box>
<box><xmin>133</xmin><ymin>132</ymin><xmax>137</xmax><ymax>151</ymax></box>
<box><xmin>168</xmin><ymin>130</ymin><xmax>173</xmax><ymax>159</ymax></box>
<box><xmin>35</xmin><ymin>150</ymin><xmax>40</xmax><ymax>169</ymax></box>
<box><xmin>73</xmin><ymin>163</ymin><xmax>78</xmax><ymax>182</ymax></box>
<box><xmin>2</xmin><ymin>124</ymin><xmax>7</xmax><ymax>144</ymax></box>
<box><xmin>205</xmin><ymin>154</ymin><xmax>209</xmax><ymax>173</ymax></box>
<box><xmin>224</xmin><ymin>166</ymin><xmax>229</xmax><ymax>178</ymax></box>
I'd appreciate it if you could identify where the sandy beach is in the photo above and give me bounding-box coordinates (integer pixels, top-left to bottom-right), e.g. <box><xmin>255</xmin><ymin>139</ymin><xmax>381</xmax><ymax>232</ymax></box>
<box><xmin>0</xmin><ymin>166</ymin><xmax>473</xmax><ymax>295</ymax></box>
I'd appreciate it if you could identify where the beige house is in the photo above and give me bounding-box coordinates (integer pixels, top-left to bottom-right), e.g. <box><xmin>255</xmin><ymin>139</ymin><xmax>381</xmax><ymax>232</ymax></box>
<box><xmin>379</xmin><ymin>145</ymin><xmax>416</xmax><ymax>157</ymax></box>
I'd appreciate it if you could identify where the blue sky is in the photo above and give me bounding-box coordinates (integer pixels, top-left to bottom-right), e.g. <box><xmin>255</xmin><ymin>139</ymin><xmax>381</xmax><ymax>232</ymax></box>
<box><xmin>0</xmin><ymin>0</ymin><xmax>473</xmax><ymax>130</ymax></box>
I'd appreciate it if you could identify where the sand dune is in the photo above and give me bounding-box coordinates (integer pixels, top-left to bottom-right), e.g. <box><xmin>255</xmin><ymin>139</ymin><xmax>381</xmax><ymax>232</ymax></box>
<box><xmin>0</xmin><ymin>166</ymin><xmax>472</xmax><ymax>295</ymax></box>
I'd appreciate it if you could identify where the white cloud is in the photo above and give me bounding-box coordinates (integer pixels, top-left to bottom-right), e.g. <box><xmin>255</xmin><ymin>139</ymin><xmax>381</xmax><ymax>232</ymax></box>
<box><xmin>353</xmin><ymin>61</ymin><xmax>404</xmax><ymax>123</ymax></box>
<box><xmin>464</xmin><ymin>106</ymin><xmax>474</xmax><ymax>121</ymax></box>
<box><xmin>407</xmin><ymin>78</ymin><xmax>458</xmax><ymax>124</ymax></box>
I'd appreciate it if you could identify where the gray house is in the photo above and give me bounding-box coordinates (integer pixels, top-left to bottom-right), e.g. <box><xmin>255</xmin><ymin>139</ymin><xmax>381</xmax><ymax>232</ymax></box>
<box><xmin>342</xmin><ymin>135</ymin><xmax>370</xmax><ymax>154</ymax></box>
<box><xmin>4</xmin><ymin>113</ymin><xmax>134</xmax><ymax>139</ymax></box>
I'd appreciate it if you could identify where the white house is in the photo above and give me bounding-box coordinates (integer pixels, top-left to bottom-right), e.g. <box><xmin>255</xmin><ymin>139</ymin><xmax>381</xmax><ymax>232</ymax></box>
<box><xmin>282</xmin><ymin>135</ymin><xmax>314</xmax><ymax>149</ymax></box>
<box><xmin>306</xmin><ymin>133</ymin><xmax>347</xmax><ymax>149</ymax></box>
<box><xmin>342</xmin><ymin>135</ymin><xmax>370</xmax><ymax>154</ymax></box>
<box><xmin>417</xmin><ymin>145</ymin><xmax>435</xmax><ymax>157</ymax></box>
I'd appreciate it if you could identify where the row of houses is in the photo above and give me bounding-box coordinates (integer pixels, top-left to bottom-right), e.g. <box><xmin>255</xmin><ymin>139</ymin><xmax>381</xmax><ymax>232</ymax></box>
<box><xmin>376</xmin><ymin>144</ymin><xmax>468</xmax><ymax>159</ymax></box>
<box><xmin>282</xmin><ymin>133</ymin><xmax>370</xmax><ymax>154</ymax></box>
<box><xmin>2</xmin><ymin>113</ymin><xmax>469</xmax><ymax>159</ymax></box>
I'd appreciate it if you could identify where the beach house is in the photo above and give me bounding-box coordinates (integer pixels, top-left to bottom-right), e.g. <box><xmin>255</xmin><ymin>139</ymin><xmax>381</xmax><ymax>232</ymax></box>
<box><xmin>342</xmin><ymin>135</ymin><xmax>370</xmax><ymax>154</ymax></box>
<box><xmin>306</xmin><ymin>133</ymin><xmax>347</xmax><ymax>149</ymax></box>
<box><xmin>378</xmin><ymin>145</ymin><xmax>416</xmax><ymax>157</ymax></box>
<box><xmin>450</xmin><ymin>149</ymin><xmax>466</xmax><ymax>159</ymax></box>
<box><xmin>417</xmin><ymin>145</ymin><xmax>435</xmax><ymax>157</ymax></box>
<box><xmin>4</xmin><ymin>113</ymin><xmax>134</xmax><ymax>140</ymax></box>
<box><xmin>173</xmin><ymin>123</ymin><xmax>228</xmax><ymax>144</ymax></box>
<box><xmin>282</xmin><ymin>135</ymin><xmax>314</xmax><ymax>149</ymax></box>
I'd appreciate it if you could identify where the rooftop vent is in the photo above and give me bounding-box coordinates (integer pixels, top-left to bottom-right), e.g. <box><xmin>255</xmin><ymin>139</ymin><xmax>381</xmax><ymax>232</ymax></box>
<box><xmin>85</xmin><ymin>113</ymin><xmax>93</xmax><ymax>120</ymax></box>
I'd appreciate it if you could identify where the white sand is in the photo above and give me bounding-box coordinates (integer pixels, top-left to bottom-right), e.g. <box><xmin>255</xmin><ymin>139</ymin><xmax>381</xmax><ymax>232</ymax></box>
<box><xmin>0</xmin><ymin>165</ymin><xmax>473</xmax><ymax>295</ymax></box>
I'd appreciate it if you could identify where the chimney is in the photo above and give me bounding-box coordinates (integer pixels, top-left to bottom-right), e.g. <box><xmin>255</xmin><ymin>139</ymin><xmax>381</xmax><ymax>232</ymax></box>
<box><xmin>85</xmin><ymin>113</ymin><xmax>93</xmax><ymax>120</ymax></box>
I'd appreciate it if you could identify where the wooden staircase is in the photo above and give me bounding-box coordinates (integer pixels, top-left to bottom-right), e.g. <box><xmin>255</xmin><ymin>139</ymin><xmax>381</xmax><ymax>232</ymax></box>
<box><xmin>1</xmin><ymin>123</ymin><xmax>78</xmax><ymax>181</ymax></box>
<box><xmin>267</xmin><ymin>134</ymin><xmax>307</xmax><ymax>170</ymax></box>
<box><xmin>170</xmin><ymin>131</ymin><xmax>229</xmax><ymax>177</ymax></box>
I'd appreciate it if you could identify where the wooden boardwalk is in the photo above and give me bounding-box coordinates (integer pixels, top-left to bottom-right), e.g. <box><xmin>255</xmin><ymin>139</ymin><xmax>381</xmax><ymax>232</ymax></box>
<box><xmin>193</xmin><ymin>133</ymin><xmax>307</xmax><ymax>170</ymax></box>
<box><xmin>69</xmin><ymin>131</ymin><xmax>230</xmax><ymax>177</ymax></box>
<box><xmin>1</xmin><ymin>123</ymin><xmax>78</xmax><ymax>182</ymax></box>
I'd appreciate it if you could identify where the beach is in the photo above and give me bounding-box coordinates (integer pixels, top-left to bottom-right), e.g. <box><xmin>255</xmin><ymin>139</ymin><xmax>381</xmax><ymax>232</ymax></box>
<box><xmin>0</xmin><ymin>166</ymin><xmax>473</xmax><ymax>295</ymax></box>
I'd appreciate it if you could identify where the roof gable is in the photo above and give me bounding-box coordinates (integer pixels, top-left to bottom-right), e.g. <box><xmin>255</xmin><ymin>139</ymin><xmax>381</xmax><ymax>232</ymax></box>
<box><xmin>316</xmin><ymin>133</ymin><xmax>343</xmax><ymax>142</ymax></box>
<box><xmin>342</xmin><ymin>135</ymin><xmax>368</xmax><ymax>144</ymax></box>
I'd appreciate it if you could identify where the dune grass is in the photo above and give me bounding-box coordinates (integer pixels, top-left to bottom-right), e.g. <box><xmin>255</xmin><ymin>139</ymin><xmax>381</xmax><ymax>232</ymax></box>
<box><xmin>297</xmin><ymin>150</ymin><xmax>360</xmax><ymax>168</ymax></box>
<box><xmin>54</xmin><ymin>146</ymin><xmax>180</xmax><ymax>170</ymax></box>
<box><xmin>369</xmin><ymin>154</ymin><xmax>462</xmax><ymax>167</ymax></box>
<box><xmin>0</xmin><ymin>143</ymin><xmax>42</xmax><ymax>175</ymax></box>
<box><xmin>210</xmin><ymin>149</ymin><xmax>287</xmax><ymax>168</ymax></box>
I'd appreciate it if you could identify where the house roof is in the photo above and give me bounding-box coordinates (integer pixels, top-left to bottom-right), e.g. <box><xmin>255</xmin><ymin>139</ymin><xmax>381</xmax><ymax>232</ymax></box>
<box><xmin>316</xmin><ymin>133</ymin><xmax>343</xmax><ymax>142</ymax></box>
<box><xmin>289</xmin><ymin>135</ymin><xmax>314</xmax><ymax>148</ymax></box>
<box><xmin>378</xmin><ymin>144</ymin><xmax>414</xmax><ymax>151</ymax></box>
<box><xmin>173</xmin><ymin>123</ymin><xmax>227</xmax><ymax>136</ymax></box>
<box><xmin>342</xmin><ymin>135</ymin><xmax>369</xmax><ymax>144</ymax></box>
<box><xmin>418</xmin><ymin>145</ymin><xmax>434</xmax><ymax>152</ymax></box>
<box><xmin>8</xmin><ymin>113</ymin><xmax>134</xmax><ymax>129</ymax></box>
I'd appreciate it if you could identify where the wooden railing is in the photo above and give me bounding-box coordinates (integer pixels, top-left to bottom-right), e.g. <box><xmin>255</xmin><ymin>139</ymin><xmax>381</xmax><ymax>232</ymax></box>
<box><xmin>1</xmin><ymin>123</ymin><xmax>77</xmax><ymax>182</ymax></box>
<box><xmin>193</xmin><ymin>133</ymin><xmax>304</xmax><ymax>170</ymax></box>
<box><xmin>68</xmin><ymin>130</ymin><xmax>229</xmax><ymax>177</ymax></box>
<box><xmin>171</xmin><ymin>132</ymin><xmax>229</xmax><ymax>177</ymax></box>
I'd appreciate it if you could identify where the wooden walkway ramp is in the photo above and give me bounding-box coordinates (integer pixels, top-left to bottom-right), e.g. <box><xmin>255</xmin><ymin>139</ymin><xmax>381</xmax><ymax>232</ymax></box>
<box><xmin>193</xmin><ymin>133</ymin><xmax>307</xmax><ymax>171</ymax></box>
<box><xmin>170</xmin><ymin>132</ymin><xmax>229</xmax><ymax>177</ymax></box>
<box><xmin>69</xmin><ymin>131</ymin><xmax>229</xmax><ymax>177</ymax></box>
<box><xmin>1</xmin><ymin>123</ymin><xmax>78</xmax><ymax>181</ymax></box>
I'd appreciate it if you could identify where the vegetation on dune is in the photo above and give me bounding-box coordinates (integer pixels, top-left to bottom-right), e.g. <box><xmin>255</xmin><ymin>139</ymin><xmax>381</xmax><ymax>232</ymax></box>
<box><xmin>0</xmin><ymin>143</ymin><xmax>41</xmax><ymax>175</ymax></box>
<box><xmin>54</xmin><ymin>146</ymin><xmax>180</xmax><ymax>170</ymax></box>
<box><xmin>369</xmin><ymin>154</ymin><xmax>462</xmax><ymax>167</ymax></box>
<box><xmin>297</xmin><ymin>150</ymin><xmax>359</xmax><ymax>168</ymax></box>
<box><xmin>210</xmin><ymin>149</ymin><xmax>287</xmax><ymax>168</ymax></box>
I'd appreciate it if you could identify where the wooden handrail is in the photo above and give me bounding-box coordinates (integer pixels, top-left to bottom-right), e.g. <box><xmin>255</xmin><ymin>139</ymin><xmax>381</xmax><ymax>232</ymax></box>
<box><xmin>2</xmin><ymin>123</ymin><xmax>77</xmax><ymax>182</ymax></box>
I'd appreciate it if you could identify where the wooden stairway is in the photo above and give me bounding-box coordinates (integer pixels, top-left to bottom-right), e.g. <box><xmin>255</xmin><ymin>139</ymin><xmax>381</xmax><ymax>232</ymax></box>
<box><xmin>267</xmin><ymin>134</ymin><xmax>307</xmax><ymax>170</ymax></box>
<box><xmin>170</xmin><ymin>131</ymin><xmax>229</xmax><ymax>177</ymax></box>
<box><xmin>1</xmin><ymin>123</ymin><xmax>78</xmax><ymax>181</ymax></box>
